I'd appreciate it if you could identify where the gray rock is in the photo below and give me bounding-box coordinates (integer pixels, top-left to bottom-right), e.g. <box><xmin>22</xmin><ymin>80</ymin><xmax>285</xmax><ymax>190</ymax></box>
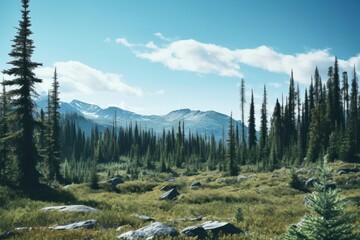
<box><xmin>181</xmin><ymin>226</ymin><xmax>208</xmax><ymax>239</ymax></box>
<box><xmin>160</xmin><ymin>185</ymin><xmax>175</xmax><ymax>191</ymax></box>
<box><xmin>49</xmin><ymin>219</ymin><xmax>97</xmax><ymax>230</ymax></box>
<box><xmin>305</xmin><ymin>177</ymin><xmax>317</xmax><ymax>188</ymax></box>
<box><xmin>100</xmin><ymin>176</ymin><xmax>124</xmax><ymax>189</ymax></box>
<box><xmin>190</xmin><ymin>181</ymin><xmax>201</xmax><ymax>189</ymax></box>
<box><xmin>236</xmin><ymin>175</ymin><xmax>248</xmax><ymax>182</ymax></box>
<box><xmin>117</xmin><ymin>222</ymin><xmax>178</xmax><ymax>240</ymax></box>
<box><xmin>159</xmin><ymin>188</ymin><xmax>179</xmax><ymax>200</ymax></box>
<box><xmin>338</xmin><ymin>170</ymin><xmax>348</xmax><ymax>175</ymax></box>
<box><xmin>131</xmin><ymin>213</ymin><xmax>154</xmax><ymax>221</ymax></box>
<box><xmin>200</xmin><ymin>220</ymin><xmax>243</xmax><ymax>235</ymax></box>
<box><xmin>41</xmin><ymin>205</ymin><xmax>98</xmax><ymax>213</ymax></box>
<box><xmin>295</xmin><ymin>168</ymin><xmax>306</xmax><ymax>174</ymax></box>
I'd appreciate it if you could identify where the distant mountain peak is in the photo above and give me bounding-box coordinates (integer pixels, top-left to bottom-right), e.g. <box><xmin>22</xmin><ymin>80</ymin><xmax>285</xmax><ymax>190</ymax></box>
<box><xmin>36</xmin><ymin>98</ymin><xmax>247</xmax><ymax>140</ymax></box>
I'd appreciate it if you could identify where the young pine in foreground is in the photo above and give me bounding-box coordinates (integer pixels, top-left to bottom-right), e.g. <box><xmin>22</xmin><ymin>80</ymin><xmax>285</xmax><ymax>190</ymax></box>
<box><xmin>285</xmin><ymin>157</ymin><xmax>359</xmax><ymax>240</ymax></box>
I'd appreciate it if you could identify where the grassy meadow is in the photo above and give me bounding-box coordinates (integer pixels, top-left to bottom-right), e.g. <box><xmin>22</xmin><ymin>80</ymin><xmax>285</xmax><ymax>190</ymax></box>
<box><xmin>0</xmin><ymin>161</ymin><xmax>359</xmax><ymax>240</ymax></box>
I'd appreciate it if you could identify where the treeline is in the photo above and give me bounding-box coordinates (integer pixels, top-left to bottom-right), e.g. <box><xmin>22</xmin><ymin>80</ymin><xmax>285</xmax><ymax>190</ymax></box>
<box><xmin>1</xmin><ymin>0</ymin><xmax>360</xmax><ymax>192</ymax></box>
<box><xmin>59</xmin><ymin>115</ymin><xmax>227</xmax><ymax>183</ymax></box>
<box><xmin>230</xmin><ymin>59</ymin><xmax>360</xmax><ymax>175</ymax></box>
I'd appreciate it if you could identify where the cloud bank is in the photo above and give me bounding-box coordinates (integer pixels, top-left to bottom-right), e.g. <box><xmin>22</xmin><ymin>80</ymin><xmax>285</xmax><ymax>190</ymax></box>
<box><xmin>117</xmin><ymin>34</ymin><xmax>360</xmax><ymax>84</ymax></box>
<box><xmin>35</xmin><ymin>61</ymin><xmax>142</xmax><ymax>96</ymax></box>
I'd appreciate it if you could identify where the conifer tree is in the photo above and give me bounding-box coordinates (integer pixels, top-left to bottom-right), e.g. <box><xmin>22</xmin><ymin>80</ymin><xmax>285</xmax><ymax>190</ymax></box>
<box><xmin>285</xmin><ymin>158</ymin><xmax>358</xmax><ymax>240</ymax></box>
<box><xmin>259</xmin><ymin>85</ymin><xmax>268</xmax><ymax>167</ymax></box>
<box><xmin>342</xmin><ymin>71</ymin><xmax>349</xmax><ymax>126</ymax></box>
<box><xmin>48</xmin><ymin>68</ymin><xmax>62</xmax><ymax>181</ymax></box>
<box><xmin>2</xmin><ymin>0</ymin><xmax>42</xmax><ymax>190</ymax></box>
<box><xmin>240</xmin><ymin>78</ymin><xmax>246</xmax><ymax>145</ymax></box>
<box><xmin>227</xmin><ymin>112</ymin><xmax>238</xmax><ymax>176</ymax></box>
<box><xmin>350</xmin><ymin>67</ymin><xmax>358</xmax><ymax>150</ymax></box>
<box><xmin>248</xmin><ymin>90</ymin><xmax>256</xmax><ymax>149</ymax></box>
<box><xmin>333</xmin><ymin>57</ymin><xmax>343</xmax><ymax>128</ymax></box>
<box><xmin>260</xmin><ymin>85</ymin><xmax>268</xmax><ymax>151</ymax></box>
<box><xmin>269</xmin><ymin>99</ymin><xmax>282</xmax><ymax>168</ymax></box>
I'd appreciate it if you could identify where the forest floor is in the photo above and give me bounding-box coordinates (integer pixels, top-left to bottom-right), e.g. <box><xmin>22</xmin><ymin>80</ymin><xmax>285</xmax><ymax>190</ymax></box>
<box><xmin>0</xmin><ymin>161</ymin><xmax>359</xmax><ymax>240</ymax></box>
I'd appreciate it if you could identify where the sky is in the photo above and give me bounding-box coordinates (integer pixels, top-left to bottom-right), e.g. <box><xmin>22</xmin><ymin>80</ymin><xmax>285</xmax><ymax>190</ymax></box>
<box><xmin>1</xmin><ymin>0</ymin><xmax>360</xmax><ymax>127</ymax></box>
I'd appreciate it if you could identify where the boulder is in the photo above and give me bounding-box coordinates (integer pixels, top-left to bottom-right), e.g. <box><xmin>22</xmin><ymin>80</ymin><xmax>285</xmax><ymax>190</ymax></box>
<box><xmin>200</xmin><ymin>221</ymin><xmax>243</xmax><ymax>235</ymax></box>
<box><xmin>117</xmin><ymin>222</ymin><xmax>178</xmax><ymax>240</ymax></box>
<box><xmin>131</xmin><ymin>213</ymin><xmax>154</xmax><ymax>222</ymax></box>
<box><xmin>236</xmin><ymin>175</ymin><xmax>248</xmax><ymax>183</ymax></box>
<box><xmin>159</xmin><ymin>188</ymin><xmax>179</xmax><ymax>200</ymax></box>
<box><xmin>190</xmin><ymin>181</ymin><xmax>201</xmax><ymax>189</ymax></box>
<box><xmin>100</xmin><ymin>176</ymin><xmax>124</xmax><ymax>189</ymax></box>
<box><xmin>160</xmin><ymin>185</ymin><xmax>175</xmax><ymax>191</ymax></box>
<box><xmin>305</xmin><ymin>177</ymin><xmax>317</xmax><ymax>188</ymax></box>
<box><xmin>181</xmin><ymin>226</ymin><xmax>208</xmax><ymax>239</ymax></box>
<box><xmin>338</xmin><ymin>170</ymin><xmax>348</xmax><ymax>175</ymax></box>
<box><xmin>49</xmin><ymin>219</ymin><xmax>97</xmax><ymax>230</ymax></box>
<box><xmin>339</xmin><ymin>166</ymin><xmax>359</xmax><ymax>174</ymax></box>
<box><xmin>41</xmin><ymin>205</ymin><xmax>98</xmax><ymax>213</ymax></box>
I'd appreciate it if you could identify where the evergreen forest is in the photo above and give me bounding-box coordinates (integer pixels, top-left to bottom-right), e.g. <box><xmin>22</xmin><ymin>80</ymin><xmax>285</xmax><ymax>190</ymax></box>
<box><xmin>0</xmin><ymin>1</ymin><xmax>359</xmax><ymax>239</ymax></box>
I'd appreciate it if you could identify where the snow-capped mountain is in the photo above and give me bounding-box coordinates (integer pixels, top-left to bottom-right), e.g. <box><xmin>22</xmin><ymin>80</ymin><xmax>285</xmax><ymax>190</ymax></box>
<box><xmin>37</xmin><ymin>99</ymin><xmax>247</xmax><ymax>140</ymax></box>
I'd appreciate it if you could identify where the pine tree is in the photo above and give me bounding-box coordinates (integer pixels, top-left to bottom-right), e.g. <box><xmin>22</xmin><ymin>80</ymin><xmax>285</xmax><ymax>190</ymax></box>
<box><xmin>48</xmin><ymin>68</ymin><xmax>62</xmax><ymax>181</ymax></box>
<box><xmin>2</xmin><ymin>0</ymin><xmax>42</xmax><ymax>190</ymax></box>
<box><xmin>248</xmin><ymin>90</ymin><xmax>256</xmax><ymax>150</ymax></box>
<box><xmin>350</xmin><ymin>67</ymin><xmax>359</xmax><ymax>152</ymax></box>
<box><xmin>240</xmin><ymin>78</ymin><xmax>246</xmax><ymax>145</ymax></box>
<box><xmin>342</xmin><ymin>71</ymin><xmax>349</xmax><ymax>127</ymax></box>
<box><xmin>269</xmin><ymin>99</ymin><xmax>282</xmax><ymax>168</ymax></box>
<box><xmin>333</xmin><ymin>57</ymin><xmax>343</xmax><ymax>128</ymax></box>
<box><xmin>285</xmin><ymin>158</ymin><xmax>358</xmax><ymax>240</ymax></box>
<box><xmin>259</xmin><ymin>85</ymin><xmax>268</xmax><ymax>168</ymax></box>
<box><xmin>227</xmin><ymin>112</ymin><xmax>238</xmax><ymax>176</ymax></box>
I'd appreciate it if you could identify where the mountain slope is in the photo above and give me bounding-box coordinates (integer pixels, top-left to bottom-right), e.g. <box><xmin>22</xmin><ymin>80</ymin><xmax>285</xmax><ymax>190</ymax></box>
<box><xmin>37</xmin><ymin>99</ymin><xmax>247</xmax><ymax>140</ymax></box>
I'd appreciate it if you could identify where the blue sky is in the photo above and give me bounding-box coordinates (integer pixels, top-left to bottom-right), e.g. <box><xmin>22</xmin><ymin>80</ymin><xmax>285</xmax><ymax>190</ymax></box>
<box><xmin>1</xmin><ymin>0</ymin><xmax>360</xmax><ymax>127</ymax></box>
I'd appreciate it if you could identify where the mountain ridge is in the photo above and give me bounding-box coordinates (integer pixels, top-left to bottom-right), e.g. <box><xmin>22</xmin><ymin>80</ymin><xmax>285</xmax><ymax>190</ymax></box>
<box><xmin>37</xmin><ymin>99</ymin><xmax>247</xmax><ymax>140</ymax></box>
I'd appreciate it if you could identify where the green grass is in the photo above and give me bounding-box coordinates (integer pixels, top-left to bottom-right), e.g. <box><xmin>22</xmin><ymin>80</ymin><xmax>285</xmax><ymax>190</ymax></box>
<box><xmin>0</xmin><ymin>161</ymin><xmax>359</xmax><ymax>240</ymax></box>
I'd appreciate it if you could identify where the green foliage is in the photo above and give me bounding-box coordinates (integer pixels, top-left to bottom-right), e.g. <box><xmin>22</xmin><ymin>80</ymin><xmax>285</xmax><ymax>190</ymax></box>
<box><xmin>289</xmin><ymin>169</ymin><xmax>305</xmax><ymax>192</ymax></box>
<box><xmin>285</xmin><ymin>159</ymin><xmax>359</xmax><ymax>240</ymax></box>
<box><xmin>234</xmin><ymin>206</ymin><xmax>244</xmax><ymax>223</ymax></box>
<box><xmin>2</xmin><ymin>0</ymin><xmax>42</xmax><ymax>190</ymax></box>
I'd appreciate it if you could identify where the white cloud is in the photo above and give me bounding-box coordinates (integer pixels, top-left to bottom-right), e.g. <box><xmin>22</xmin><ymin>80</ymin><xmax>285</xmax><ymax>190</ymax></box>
<box><xmin>137</xmin><ymin>39</ymin><xmax>243</xmax><ymax>78</ymax></box>
<box><xmin>115</xmin><ymin>38</ymin><xmax>133</xmax><ymax>47</ymax></box>
<box><xmin>269</xmin><ymin>82</ymin><xmax>282</xmax><ymax>88</ymax></box>
<box><xmin>117</xmin><ymin>36</ymin><xmax>360</xmax><ymax>84</ymax></box>
<box><xmin>154</xmin><ymin>32</ymin><xmax>173</xmax><ymax>41</ymax></box>
<box><xmin>35</xmin><ymin>61</ymin><xmax>142</xmax><ymax>97</ymax></box>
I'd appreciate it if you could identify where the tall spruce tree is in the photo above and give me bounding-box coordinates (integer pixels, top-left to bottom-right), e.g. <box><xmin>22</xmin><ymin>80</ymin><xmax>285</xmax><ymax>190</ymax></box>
<box><xmin>260</xmin><ymin>85</ymin><xmax>268</xmax><ymax>168</ymax></box>
<box><xmin>342</xmin><ymin>71</ymin><xmax>349</xmax><ymax>126</ymax></box>
<box><xmin>269</xmin><ymin>99</ymin><xmax>282</xmax><ymax>168</ymax></box>
<box><xmin>227</xmin><ymin>112</ymin><xmax>238</xmax><ymax>176</ymax></box>
<box><xmin>2</xmin><ymin>0</ymin><xmax>42</xmax><ymax>190</ymax></box>
<box><xmin>285</xmin><ymin>158</ymin><xmax>358</xmax><ymax>240</ymax></box>
<box><xmin>248</xmin><ymin>90</ymin><xmax>257</xmax><ymax>150</ymax></box>
<box><xmin>350</xmin><ymin>67</ymin><xmax>359</xmax><ymax>151</ymax></box>
<box><xmin>48</xmin><ymin>68</ymin><xmax>62</xmax><ymax>181</ymax></box>
<box><xmin>333</xmin><ymin>57</ymin><xmax>343</xmax><ymax>128</ymax></box>
<box><xmin>240</xmin><ymin>78</ymin><xmax>246</xmax><ymax>145</ymax></box>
